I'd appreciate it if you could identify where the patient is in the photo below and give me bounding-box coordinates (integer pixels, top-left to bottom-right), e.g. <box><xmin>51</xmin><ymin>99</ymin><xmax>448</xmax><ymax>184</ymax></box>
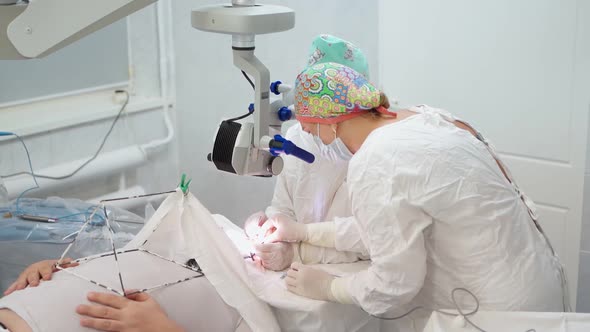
<box><xmin>0</xmin><ymin>251</ymin><xmax>245</xmax><ymax>332</ymax></box>
<box><xmin>0</xmin><ymin>208</ymin><xmax>373</xmax><ymax>332</ymax></box>
<box><xmin>0</xmin><ymin>190</ymin><xmax>275</xmax><ymax>332</ymax></box>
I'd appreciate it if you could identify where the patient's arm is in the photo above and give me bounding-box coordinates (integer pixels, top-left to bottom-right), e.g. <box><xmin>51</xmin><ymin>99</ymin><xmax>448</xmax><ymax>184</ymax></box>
<box><xmin>4</xmin><ymin>258</ymin><xmax>78</xmax><ymax>296</ymax></box>
<box><xmin>0</xmin><ymin>309</ymin><xmax>32</xmax><ymax>332</ymax></box>
<box><xmin>0</xmin><ymin>250</ymin><xmax>245</xmax><ymax>332</ymax></box>
<box><xmin>76</xmin><ymin>291</ymin><xmax>185</xmax><ymax>332</ymax></box>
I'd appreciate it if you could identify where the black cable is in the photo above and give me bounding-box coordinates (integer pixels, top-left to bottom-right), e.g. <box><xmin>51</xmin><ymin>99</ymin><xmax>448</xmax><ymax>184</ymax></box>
<box><xmin>226</xmin><ymin>112</ymin><xmax>252</xmax><ymax>122</ymax></box>
<box><xmin>225</xmin><ymin>71</ymin><xmax>256</xmax><ymax>122</ymax></box>
<box><xmin>367</xmin><ymin>287</ymin><xmax>536</xmax><ymax>332</ymax></box>
<box><xmin>1</xmin><ymin>90</ymin><xmax>130</xmax><ymax>180</ymax></box>
<box><xmin>241</xmin><ymin>70</ymin><xmax>255</xmax><ymax>90</ymax></box>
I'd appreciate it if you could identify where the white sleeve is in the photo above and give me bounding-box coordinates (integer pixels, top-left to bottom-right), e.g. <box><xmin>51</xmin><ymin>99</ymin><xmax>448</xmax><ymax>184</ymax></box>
<box><xmin>264</xmin><ymin>167</ymin><xmax>297</xmax><ymax>221</ymax></box>
<box><xmin>332</xmin><ymin>147</ymin><xmax>431</xmax><ymax>315</ymax></box>
<box><xmin>333</xmin><ymin>216</ymin><xmax>369</xmax><ymax>256</ymax></box>
<box><xmin>265</xmin><ymin>125</ymin><xmax>304</xmax><ymax>222</ymax></box>
<box><xmin>295</xmin><ymin>242</ymin><xmax>368</xmax><ymax>264</ymax></box>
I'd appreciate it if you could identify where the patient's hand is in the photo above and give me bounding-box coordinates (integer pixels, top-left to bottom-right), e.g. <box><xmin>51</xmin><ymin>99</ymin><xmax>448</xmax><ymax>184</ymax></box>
<box><xmin>3</xmin><ymin>258</ymin><xmax>78</xmax><ymax>296</ymax></box>
<box><xmin>76</xmin><ymin>291</ymin><xmax>185</xmax><ymax>332</ymax></box>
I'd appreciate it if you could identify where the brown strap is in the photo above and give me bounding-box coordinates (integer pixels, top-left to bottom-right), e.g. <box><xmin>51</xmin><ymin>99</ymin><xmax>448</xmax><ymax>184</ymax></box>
<box><xmin>452</xmin><ymin>119</ymin><xmax>542</xmax><ymax>228</ymax></box>
<box><xmin>453</xmin><ymin>120</ymin><xmax>512</xmax><ymax>183</ymax></box>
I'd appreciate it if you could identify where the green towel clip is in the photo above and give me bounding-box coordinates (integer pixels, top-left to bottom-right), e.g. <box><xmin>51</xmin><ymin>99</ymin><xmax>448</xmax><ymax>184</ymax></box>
<box><xmin>179</xmin><ymin>173</ymin><xmax>192</xmax><ymax>195</ymax></box>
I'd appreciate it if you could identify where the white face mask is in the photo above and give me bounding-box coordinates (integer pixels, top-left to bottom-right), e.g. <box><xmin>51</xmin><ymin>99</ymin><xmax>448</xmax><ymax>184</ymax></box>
<box><xmin>313</xmin><ymin>123</ymin><xmax>354</xmax><ymax>162</ymax></box>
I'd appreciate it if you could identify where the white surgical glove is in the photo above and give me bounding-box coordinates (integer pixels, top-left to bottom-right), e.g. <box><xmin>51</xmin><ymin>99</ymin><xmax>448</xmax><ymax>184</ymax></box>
<box><xmin>253</xmin><ymin>242</ymin><xmax>295</xmax><ymax>271</ymax></box>
<box><xmin>262</xmin><ymin>215</ymin><xmax>308</xmax><ymax>243</ymax></box>
<box><xmin>285</xmin><ymin>262</ymin><xmax>336</xmax><ymax>301</ymax></box>
<box><xmin>244</xmin><ymin>211</ymin><xmax>268</xmax><ymax>242</ymax></box>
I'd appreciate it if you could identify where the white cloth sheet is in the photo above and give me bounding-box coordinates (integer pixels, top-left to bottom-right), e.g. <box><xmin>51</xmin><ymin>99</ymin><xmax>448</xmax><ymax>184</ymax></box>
<box><xmin>214</xmin><ymin>214</ymin><xmax>381</xmax><ymax>332</ymax></box>
<box><xmin>424</xmin><ymin>310</ymin><xmax>590</xmax><ymax>332</ymax></box>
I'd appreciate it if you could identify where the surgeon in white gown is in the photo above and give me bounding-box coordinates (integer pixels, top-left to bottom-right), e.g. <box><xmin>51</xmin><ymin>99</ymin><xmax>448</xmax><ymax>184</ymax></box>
<box><xmin>263</xmin><ymin>62</ymin><xmax>565</xmax><ymax>330</ymax></box>
<box><xmin>244</xmin><ymin>34</ymin><xmax>371</xmax><ymax>271</ymax></box>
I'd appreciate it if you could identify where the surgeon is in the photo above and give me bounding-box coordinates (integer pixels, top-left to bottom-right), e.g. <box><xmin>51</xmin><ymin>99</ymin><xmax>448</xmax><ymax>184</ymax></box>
<box><xmin>244</xmin><ymin>34</ymin><xmax>370</xmax><ymax>271</ymax></box>
<box><xmin>263</xmin><ymin>62</ymin><xmax>565</xmax><ymax>319</ymax></box>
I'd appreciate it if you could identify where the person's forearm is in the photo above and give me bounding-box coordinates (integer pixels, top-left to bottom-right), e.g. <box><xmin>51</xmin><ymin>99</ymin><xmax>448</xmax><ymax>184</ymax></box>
<box><xmin>0</xmin><ymin>309</ymin><xmax>32</xmax><ymax>332</ymax></box>
<box><xmin>304</xmin><ymin>222</ymin><xmax>336</xmax><ymax>247</ymax></box>
<box><xmin>294</xmin><ymin>242</ymin><xmax>366</xmax><ymax>264</ymax></box>
<box><xmin>168</xmin><ymin>321</ymin><xmax>186</xmax><ymax>332</ymax></box>
<box><xmin>334</xmin><ymin>217</ymin><xmax>369</xmax><ymax>255</ymax></box>
<box><xmin>329</xmin><ymin>276</ymin><xmax>355</xmax><ymax>304</ymax></box>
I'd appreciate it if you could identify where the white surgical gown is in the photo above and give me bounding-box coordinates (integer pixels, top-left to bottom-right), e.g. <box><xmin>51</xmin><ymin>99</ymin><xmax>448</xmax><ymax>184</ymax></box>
<box><xmin>266</xmin><ymin>123</ymin><xmax>369</xmax><ymax>262</ymax></box>
<box><xmin>340</xmin><ymin>106</ymin><xmax>563</xmax><ymax>318</ymax></box>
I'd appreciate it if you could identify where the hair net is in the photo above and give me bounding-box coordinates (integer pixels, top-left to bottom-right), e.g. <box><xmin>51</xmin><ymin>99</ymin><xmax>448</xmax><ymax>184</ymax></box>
<box><xmin>307</xmin><ymin>34</ymin><xmax>370</xmax><ymax>79</ymax></box>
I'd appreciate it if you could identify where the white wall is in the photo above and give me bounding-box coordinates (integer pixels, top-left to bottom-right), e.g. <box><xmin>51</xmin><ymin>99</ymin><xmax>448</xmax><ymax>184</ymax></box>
<box><xmin>171</xmin><ymin>0</ymin><xmax>379</xmax><ymax>224</ymax></box>
<box><xmin>577</xmin><ymin>115</ymin><xmax>590</xmax><ymax>311</ymax></box>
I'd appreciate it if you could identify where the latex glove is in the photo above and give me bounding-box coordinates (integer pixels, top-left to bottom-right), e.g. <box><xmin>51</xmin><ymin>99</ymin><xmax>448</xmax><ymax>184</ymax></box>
<box><xmin>244</xmin><ymin>211</ymin><xmax>268</xmax><ymax>242</ymax></box>
<box><xmin>261</xmin><ymin>215</ymin><xmax>308</xmax><ymax>243</ymax></box>
<box><xmin>76</xmin><ymin>291</ymin><xmax>184</xmax><ymax>332</ymax></box>
<box><xmin>285</xmin><ymin>262</ymin><xmax>335</xmax><ymax>301</ymax></box>
<box><xmin>4</xmin><ymin>258</ymin><xmax>78</xmax><ymax>296</ymax></box>
<box><xmin>254</xmin><ymin>242</ymin><xmax>294</xmax><ymax>271</ymax></box>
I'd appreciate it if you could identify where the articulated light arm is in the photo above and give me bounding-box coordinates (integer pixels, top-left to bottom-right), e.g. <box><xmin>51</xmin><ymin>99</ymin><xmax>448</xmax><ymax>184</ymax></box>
<box><xmin>233</xmin><ymin>49</ymin><xmax>271</xmax><ymax>146</ymax></box>
<box><xmin>0</xmin><ymin>0</ymin><xmax>156</xmax><ymax>59</ymax></box>
<box><xmin>0</xmin><ymin>0</ymin><xmax>308</xmax><ymax>177</ymax></box>
<box><xmin>193</xmin><ymin>1</ymin><xmax>312</xmax><ymax>177</ymax></box>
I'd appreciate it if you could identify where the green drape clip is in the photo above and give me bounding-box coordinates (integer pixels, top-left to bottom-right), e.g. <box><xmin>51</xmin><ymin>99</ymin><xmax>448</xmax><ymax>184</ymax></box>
<box><xmin>179</xmin><ymin>173</ymin><xmax>192</xmax><ymax>195</ymax></box>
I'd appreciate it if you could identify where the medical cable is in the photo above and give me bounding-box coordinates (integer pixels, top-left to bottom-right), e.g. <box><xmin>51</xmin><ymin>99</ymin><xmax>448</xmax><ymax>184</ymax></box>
<box><xmin>0</xmin><ymin>132</ymin><xmax>107</xmax><ymax>223</ymax></box>
<box><xmin>0</xmin><ymin>90</ymin><xmax>130</xmax><ymax>181</ymax></box>
<box><xmin>226</xmin><ymin>111</ymin><xmax>253</xmax><ymax>122</ymax></box>
<box><xmin>241</xmin><ymin>70</ymin><xmax>255</xmax><ymax>89</ymax></box>
<box><xmin>366</xmin><ymin>287</ymin><xmax>536</xmax><ymax>332</ymax></box>
<box><xmin>0</xmin><ymin>132</ymin><xmax>40</xmax><ymax>216</ymax></box>
<box><xmin>225</xmin><ymin>71</ymin><xmax>257</xmax><ymax>122</ymax></box>
<box><xmin>1</xmin><ymin>91</ymin><xmax>128</xmax><ymax>219</ymax></box>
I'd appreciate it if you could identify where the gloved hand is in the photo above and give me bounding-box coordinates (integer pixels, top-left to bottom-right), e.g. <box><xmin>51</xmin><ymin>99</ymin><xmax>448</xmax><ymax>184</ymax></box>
<box><xmin>244</xmin><ymin>211</ymin><xmax>268</xmax><ymax>242</ymax></box>
<box><xmin>253</xmin><ymin>242</ymin><xmax>294</xmax><ymax>271</ymax></box>
<box><xmin>261</xmin><ymin>215</ymin><xmax>308</xmax><ymax>243</ymax></box>
<box><xmin>285</xmin><ymin>262</ymin><xmax>335</xmax><ymax>301</ymax></box>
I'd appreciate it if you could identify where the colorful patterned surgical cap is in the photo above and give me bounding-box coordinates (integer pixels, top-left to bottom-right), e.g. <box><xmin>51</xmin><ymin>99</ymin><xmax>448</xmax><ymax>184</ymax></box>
<box><xmin>295</xmin><ymin>62</ymin><xmax>389</xmax><ymax>124</ymax></box>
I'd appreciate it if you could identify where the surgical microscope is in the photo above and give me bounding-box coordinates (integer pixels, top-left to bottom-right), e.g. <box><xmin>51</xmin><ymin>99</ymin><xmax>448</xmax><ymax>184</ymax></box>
<box><xmin>0</xmin><ymin>0</ymin><xmax>314</xmax><ymax>177</ymax></box>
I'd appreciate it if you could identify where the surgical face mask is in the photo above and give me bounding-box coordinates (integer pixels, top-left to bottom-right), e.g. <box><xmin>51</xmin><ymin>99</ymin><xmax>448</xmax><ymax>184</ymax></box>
<box><xmin>313</xmin><ymin>123</ymin><xmax>353</xmax><ymax>162</ymax></box>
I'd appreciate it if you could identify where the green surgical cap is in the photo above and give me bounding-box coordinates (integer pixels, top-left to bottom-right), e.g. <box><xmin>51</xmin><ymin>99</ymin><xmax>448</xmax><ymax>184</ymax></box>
<box><xmin>307</xmin><ymin>34</ymin><xmax>370</xmax><ymax>79</ymax></box>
